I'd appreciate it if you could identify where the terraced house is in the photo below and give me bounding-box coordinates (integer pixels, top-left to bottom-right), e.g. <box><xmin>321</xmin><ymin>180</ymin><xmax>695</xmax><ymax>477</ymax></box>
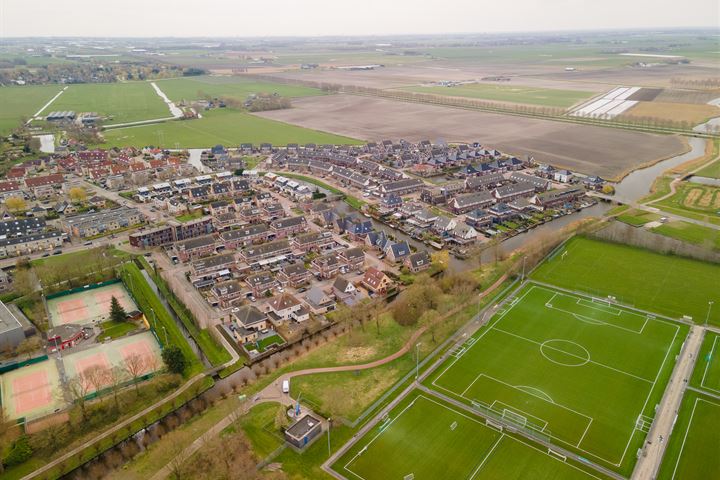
<box><xmin>61</xmin><ymin>207</ymin><xmax>144</xmax><ymax>238</ymax></box>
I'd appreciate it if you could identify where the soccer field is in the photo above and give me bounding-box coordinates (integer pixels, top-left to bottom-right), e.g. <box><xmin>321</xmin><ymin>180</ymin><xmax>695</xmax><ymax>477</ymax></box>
<box><xmin>656</xmin><ymin>390</ymin><xmax>720</xmax><ymax>480</ymax></box>
<box><xmin>425</xmin><ymin>284</ymin><xmax>686</xmax><ymax>474</ymax></box>
<box><xmin>531</xmin><ymin>236</ymin><xmax>720</xmax><ymax>326</ymax></box>
<box><xmin>334</xmin><ymin>393</ymin><xmax>605</xmax><ymax>480</ymax></box>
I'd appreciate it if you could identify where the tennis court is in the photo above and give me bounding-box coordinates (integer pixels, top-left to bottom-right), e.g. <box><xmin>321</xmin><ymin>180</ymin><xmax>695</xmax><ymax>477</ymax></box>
<box><xmin>62</xmin><ymin>332</ymin><xmax>162</xmax><ymax>394</ymax></box>
<box><xmin>47</xmin><ymin>282</ymin><xmax>137</xmax><ymax>327</ymax></box>
<box><xmin>0</xmin><ymin>360</ymin><xmax>65</xmax><ymax>420</ymax></box>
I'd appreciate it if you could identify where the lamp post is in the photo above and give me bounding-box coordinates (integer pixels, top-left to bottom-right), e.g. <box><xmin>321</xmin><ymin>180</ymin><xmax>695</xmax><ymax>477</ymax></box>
<box><xmin>327</xmin><ymin>418</ymin><xmax>332</xmax><ymax>458</ymax></box>
<box><xmin>706</xmin><ymin>301</ymin><xmax>714</xmax><ymax>327</ymax></box>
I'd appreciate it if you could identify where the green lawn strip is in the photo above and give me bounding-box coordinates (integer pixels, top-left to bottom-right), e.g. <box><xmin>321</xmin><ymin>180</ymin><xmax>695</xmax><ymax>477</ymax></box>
<box><xmin>531</xmin><ymin>236</ymin><xmax>720</xmax><ymax>326</ymax></box>
<box><xmin>696</xmin><ymin>160</ymin><xmax>720</xmax><ymax>179</ymax></box>
<box><xmin>174</xmin><ymin>211</ymin><xmax>203</xmax><ymax>222</ymax></box>
<box><xmin>139</xmin><ymin>257</ymin><xmax>231</xmax><ymax>366</ymax></box>
<box><xmin>690</xmin><ymin>331</ymin><xmax>720</xmax><ymax>393</ymax></box>
<box><xmin>651</xmin><ymin>221</ymin><xmax>720</xmax><ymax>250</ymax></box>
<box><xmin>398</xmin><ymin>83</ymin><xmax>592</xmax><ymax>108</ymax></box>
<box><xmin>101</xmin><ymin>108</ymin><xmax>362</xmax><ymax>149</ymax></box>
<box><xmin>120</xmin><ymin>262</ymin><xmax>203</xmax><ymax>376</ymax></box>
<box><xmin>616</xmin><ymin>209</ymin><xmax>661</xmax><ymax>226</ymax></box>
<box><xmin>247</xmin><ymin>334</ymin><xmax>285</xmax><ymax>353</ymax></box>
<box><xmin>656</xmin><ymin>389</ymin><xmax>720</xmax><ymax>480</ymax></box>
<box><xmin>606</xmin><ymin>205</ymin><xmax>630</xmax><ymax>216</ymax></box>
<box><xmin>99</xmin><ymin>319</ymin><xmax>137</xmax><ymax>339</ymax></box>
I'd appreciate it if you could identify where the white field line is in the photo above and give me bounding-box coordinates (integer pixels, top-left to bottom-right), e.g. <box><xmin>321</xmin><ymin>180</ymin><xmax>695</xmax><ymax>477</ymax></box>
<box><xmin>670</xmin><ymin>398</ymin><xmax>720</xmax><ymax>480</ymax></box>
<box><xmin>29</xmin><ymin>86</ymin><xmax>67</xmax><ymax>122</ymax></box>
<box><xmin>468</xmin><ymin>435</ymin><xmax>504</xmax><ymax>479</ymax></box>
<box><xmin>576</xmin><ymin>298</ymin><xmax>622</xmax><ymax>316</ymax></box>
<box><xmin>431</xmin><ymin>284</ymin><xmax>681</xmax><ymax>468</ymax></box>
<box><xmin>493</xmin><ymin>327</ymin><xmax>654</xmax><ymax>383</ymax></box>
<box><xmin>344</xmin><ymin>395</ymin><xmax>498</xmax><ymax>480</ymax></box>
<box><xmin>700</xmin><ymin>335</ymin><xmax>720</xmax><ymax>395</ymax></box>
<box><xmin>489</xmin><ymin>399</ymin><xmax>549</xmax><ymax>431</ymax></box>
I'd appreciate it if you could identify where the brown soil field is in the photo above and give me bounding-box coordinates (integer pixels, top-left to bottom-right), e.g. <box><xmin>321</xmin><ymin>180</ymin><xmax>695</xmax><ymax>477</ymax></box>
<box><xmin>535</xmin><ymin>64</ymin><xmax>720</xmax><ymax>89</ymax></box>
<box><xmin>624</xmin><ymin>101</ymin><xmax>720</xmax><ymax>124</ymax></box>
<box><xmin>654</xmin><ymin>89</ymin><xmax>720</xmax><ymax>105</ymax></box>
<box><xmin>269</xmin><ymin>63</ymin><xmax>608</xmax><ymax>92</ymax></box>
<box><xmin>257</xmin><ymin>94</ymin><xmax>688</xmax><ymax>179</ymax></box>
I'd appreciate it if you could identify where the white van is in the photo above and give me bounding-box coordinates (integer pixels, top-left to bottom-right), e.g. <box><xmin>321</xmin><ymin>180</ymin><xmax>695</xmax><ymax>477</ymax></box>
<box><xmin>282</xmin><ymin>380</ymin><xmax>290</xmax><ymax>394</ymax></box>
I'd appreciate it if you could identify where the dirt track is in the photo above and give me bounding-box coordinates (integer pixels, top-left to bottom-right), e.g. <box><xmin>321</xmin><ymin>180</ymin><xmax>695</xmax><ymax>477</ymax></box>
<box><xmin>257</xmin><ymin>95</ymin><xmax>688</xmax><ymax>179</ymax></box>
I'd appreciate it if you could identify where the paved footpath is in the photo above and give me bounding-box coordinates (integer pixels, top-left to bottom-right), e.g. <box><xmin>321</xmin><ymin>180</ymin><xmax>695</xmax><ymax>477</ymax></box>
<box><xmin>632</xmin><ymin>326</ymin><xmax>704</xmax><ymax>480</ymax></box>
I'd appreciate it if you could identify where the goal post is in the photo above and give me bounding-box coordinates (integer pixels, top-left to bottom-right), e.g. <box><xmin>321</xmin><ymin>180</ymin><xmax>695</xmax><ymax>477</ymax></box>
<box><xmin>548</xmin><ymin>449</ymin><xmax>567</xmax><ymax>461</ymax></box>
<box><xmin>502</xmin><ymin>409</ymin><xmax>528</xmax><ymax>427</ymax></box>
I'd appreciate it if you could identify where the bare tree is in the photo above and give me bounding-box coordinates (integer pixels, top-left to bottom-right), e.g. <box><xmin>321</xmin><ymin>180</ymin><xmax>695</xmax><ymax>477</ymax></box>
<box><xmin>124</xmin><ymin>353</ymin><xmax>147</xmax><ymax>395</ymax></box>
<box><xmin>66</xmin><ymin>376</ymin><xmax>91</xmax><ymax>422</ymax></box>
<box><xmin>83</xmin><ymin>364</ymin><xmax>110</xmax><ymax>396</ymax></box>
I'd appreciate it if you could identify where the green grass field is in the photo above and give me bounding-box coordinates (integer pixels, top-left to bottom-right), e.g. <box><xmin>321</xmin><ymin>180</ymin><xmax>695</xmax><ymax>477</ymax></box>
<box><xmin>333</xmin><ymin>393</ymin><xmax>605</xmax><ymax>480</ymax></box>
<box><xmin>102</xmin><ymin>108</ymin><xmax>362</xmax><ymax>148</ymax></box>
<box><xmin>424</xmin><ymin>284</ymin><xmax>684</xmax><ymax>474</ymax></box>
<box><xmin>531</xmin><ymin>237</ymin><xmax>720</xmax><ymax>326</ymax></box>
<box><xmin>50</xmin><ymin>82</ymin><xmax>170</xmax><ymax>124</ymax></box>
<box><xmin>695</xmin><ymin>159</ymin><xmax>720</xmax><ymax>179</ymax></box>
<box><xmin>656</xmin><ymin>390</ymin><xmax>720</xmax><ymax>480</ymax></box>
<box><xmin>654</xmin><ymin>183</ymin><xmax>720</xmax><ymax>223</ymax></box>
<box><xmin>0</xmin><ymin>84</ymin><xmax>64</xmax><ymax>134</ymax></box>
<box><xmin>99</xmin><ymin>319</ymin><xmax>137</xmax><ymax>339</ymax></box>
<box><xmin>616</xmin><ymin>209</ymin><xmax>661</xmax><ymax>227</ymax></box>
<box><xmin>400</xmin><ymin>83</ymin><xmax>592</xmax><ymax>108</ymax></box>
<box><xmin>651</xmin><ymin>221</ymin><xmax>720</xmax><ymax>250</ymax></box>
<box><xmin>690</xmin><ymin>331</ymin><xmax>720</xmax><ymax>394</ymax></box>
<box><xmin>156</xmin><ymin>75</ymin><xmax>324</xmax><ymax>102</ymax></box>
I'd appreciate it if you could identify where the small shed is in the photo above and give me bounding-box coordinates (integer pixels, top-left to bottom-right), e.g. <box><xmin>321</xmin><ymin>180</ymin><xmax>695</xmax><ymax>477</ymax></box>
<box><xmin>284</xmin><ymin>414</ymin><xmax>323</xmax><ymax>449</ymax></box>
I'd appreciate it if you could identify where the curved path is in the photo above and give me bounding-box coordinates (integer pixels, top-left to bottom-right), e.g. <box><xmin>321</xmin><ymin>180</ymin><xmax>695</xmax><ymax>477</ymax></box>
<box><xmin>150</xmin><ymin>272</ymin><xmax>511</xmax><ymax>480</ymax></box>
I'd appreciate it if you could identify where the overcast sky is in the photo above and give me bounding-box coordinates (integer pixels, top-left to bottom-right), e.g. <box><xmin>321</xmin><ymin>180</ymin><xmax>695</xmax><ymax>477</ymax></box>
<box><xmin>1</xmin><ymin>0</ymin><xmax>717</xmax><ymax>37</ymax></box>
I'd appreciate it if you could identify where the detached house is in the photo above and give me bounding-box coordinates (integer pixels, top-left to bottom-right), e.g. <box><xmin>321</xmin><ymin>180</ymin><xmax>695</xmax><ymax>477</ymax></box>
<box><xmin>268</xmin><ymin>293</ymin><xmax>310</xmax><ymax>324</ymax></box>
<box><xmin>362</xmin><ymin>267</ymin><xmax>392</xmax><ymax>294</ymax></box>
<box><xmin>210</xmin><ymin>280</ymin><xmax>244</xmax><ymax>309</ymax></box>
<box><xmin>404</xmin><ymin>251</ymin><xmax>431</xmax><ymax>273</ymax></box>
<box><xmin>303</xmin><ymin>287</ymin><xmax>336</xmax><ymax>314</ymax></box>
<box><xmin>384</xmin><ymin>241</ymin><xmax>411</xmax><ymax>263</ymax></box>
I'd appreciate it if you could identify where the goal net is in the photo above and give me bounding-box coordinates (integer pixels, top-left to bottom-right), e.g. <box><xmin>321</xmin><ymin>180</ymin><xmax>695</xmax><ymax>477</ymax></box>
<box><xmin>502</xmin><ymin>409</ymin><xmax>528</xmax><ymax>427</ymax></box>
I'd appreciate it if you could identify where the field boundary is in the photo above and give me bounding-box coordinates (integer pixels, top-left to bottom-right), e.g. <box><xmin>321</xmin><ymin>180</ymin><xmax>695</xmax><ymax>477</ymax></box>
<box><xmin>669</xmin><ymin>397</ymin><xmax>720</xmax><ymax>480</ymax></box>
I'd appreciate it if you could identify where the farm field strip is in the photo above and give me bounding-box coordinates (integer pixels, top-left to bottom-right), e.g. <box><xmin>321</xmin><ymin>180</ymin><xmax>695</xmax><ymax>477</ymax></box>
<box><xmin>336</xmin><ymin>393</ymin><xmax>603</xmax><ymax>480</ymax></box>
<box><xmin>426</xmin><ymin>284</ymin><xmax>683</xmax><ymax>471</ymax></box>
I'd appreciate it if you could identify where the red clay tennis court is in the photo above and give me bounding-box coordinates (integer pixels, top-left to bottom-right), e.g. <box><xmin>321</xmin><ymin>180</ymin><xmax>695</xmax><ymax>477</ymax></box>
<box><xmin>62</xmin><ymin>332</ymin><xmax>162</xmax><ymax>395</ymax></box>
<box><xmin>0</xmin><ymin>360</ymin><xmax>64</xmax><ymax>420</ymax></box>
<box><xmin>47</xmin><ymin>283</ymin><xmax>137</xmax><ymax>327</ymax></box>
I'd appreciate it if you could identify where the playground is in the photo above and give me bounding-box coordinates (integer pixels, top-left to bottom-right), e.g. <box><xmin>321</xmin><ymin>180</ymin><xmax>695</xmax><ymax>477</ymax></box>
<box><xmin>0</xmin><ymin>359</ymin><xmax>65</xmax><ymax>420</ymax></box>
<box><xmin>46</xmin><ymin>282</ymin><xmax>137</xmax><ymax>327</ymax></box>
<box><xmin>62</xmin><ymin>332</ymin><xmax>163</xmax><ymax>394</ymax></box>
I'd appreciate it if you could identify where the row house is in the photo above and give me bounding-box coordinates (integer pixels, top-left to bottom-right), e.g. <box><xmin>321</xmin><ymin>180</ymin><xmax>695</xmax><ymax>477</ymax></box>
<box><xmin>0</xmin><ymin>231</ymin><xmax>65</xmax><ymax>258</ymax></box>
<box><xmin>338</xmin><ymin>247</ymin><xmax>365</xmax><ymax>271</ymax></box>
<box><xmin>465</xmin><ymin>173</ymin><xmax>505</xmax><ymax>191</ymax></box>
<box><xmin>238</xmin><ymin>207</ymin><xmax>265</xmax><ymax>224</ymax></box>
<box><xmin>245</xmin><ymin>271</ymin><xmax>278</xmax><ymax>297</ymax></box>
<box><xmin>0</xmin><ymin>181</ymin><xmax>23</xmax><ymax>201</ymax></box>
<box><xmin>219</xmin><ymin>224</ymin><xmax>272</xmax><ymax>250</ymax></box>
<box><xmin>449</xmin><ymin>191</ymin><xmax>495</xmax><ymax>214</ymax></box>
<box><xmin>493</xmin><ymin>182</ymin><xmax>536</xmax><ymax>203</ymax></box>
<box><xmin>332</xmin><ymin>167</ymin><xmax>371</xmax><ymax>190</ymax></box>
<box><xmin>378</xmin><ymin>178</ymin><xmax>424</xmax><ymax>197</ymax></box>
<box><xmin>61</xmin><ymin>207</ymin><xmax>144</xmax><ymax>238</ymax></box>
<box><xmin>213</xmin><ymin>212</ymin><xmax>240</xmax><ymax>230</ymax></box>
<box><xmin>240</xmin><ymin>239</ymin><xmax>291</xmax><ymax>263</ymax></box>
<box><xmin>210</xmin><ymin>280</ymin><xmax>244</xmax><ymax>309</ymax></box>
<box><xmin>292</xmin><ymin>231</ymin><xmax>334</xmax><ymax>252</ymax></box>
<box><xmin>277</xmin><ymin>263</ymin><xmax>311</xmax><ymax>288</ymax></box>
<box><xmin>509</xmin><ymin>172</ymin><xmax>550</xmax><ymax>192</ymax></box>
<box><xmin>174</xmin><ymin>234</ymin><xmax>218</xmax><ymax>262</ymax></box>
<box><xmin>191</xmin><ymin>253</ymin><xmax>237</xmax><ymax>278</ymax></box>
<box><xmin>311</xmin><ymin>252</ymin><xmax>343</xmax><ymax>279</ymax></box>
<box><xmin>530</xmin><ymin>188</ymin><xmax>586</xmax><ymax>210</ymax></box>
<box><xmin>270</xmin><ymin>216</ymin><xmax>308</xmax><ymax>238</ymax></box>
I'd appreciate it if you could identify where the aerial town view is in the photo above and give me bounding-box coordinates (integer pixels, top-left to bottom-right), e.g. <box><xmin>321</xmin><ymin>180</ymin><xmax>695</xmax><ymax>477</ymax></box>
<box><xmin>0</xmin><ymin>1</ymin><xmax>718</xmax><ymax>479</ymax></box>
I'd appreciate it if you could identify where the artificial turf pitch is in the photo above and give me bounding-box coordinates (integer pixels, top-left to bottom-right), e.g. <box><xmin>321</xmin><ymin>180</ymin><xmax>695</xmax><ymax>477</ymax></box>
<box><xmin>335</xmin><ymin>394</ymin><xmax>603</xmax><ymax>480</ymax></box>
<box><xmin>531</xmin><ymin>236</ymin><xmax>720</xmax><ymax>326</ymax></box>
<box><xmin>425</xmin><ymin>284</ymin><xmax>685</xmax><ymax>475</ymax></box>
<box><xmin>656</xmin><ymin>390</ymin><xmax>720</xmax><ymax>480</ymax></box>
